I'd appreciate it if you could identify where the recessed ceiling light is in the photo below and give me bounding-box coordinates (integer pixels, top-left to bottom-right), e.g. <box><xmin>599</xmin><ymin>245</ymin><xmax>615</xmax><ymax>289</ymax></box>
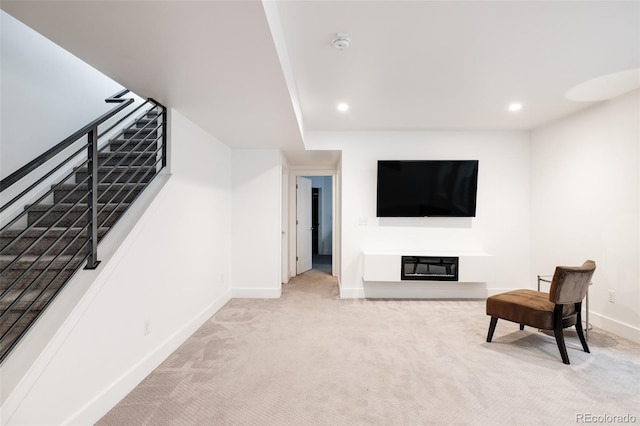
<box><xmin>337</xmin><ymin>103</ymin><xmax>349</xmax><ymax>112</ymax></box>
<box><xmin>508</xmin><ymin>102</ymin><xmax>523</xmax><ymax>112</ymax></box>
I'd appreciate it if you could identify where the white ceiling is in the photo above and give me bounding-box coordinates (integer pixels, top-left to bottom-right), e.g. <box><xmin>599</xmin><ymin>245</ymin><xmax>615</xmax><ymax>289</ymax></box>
<box><xmin>275</xmin><ymin>0</ymin><xmax>640</xmax><ymax>131</ymax></box>
<box><xmin>1</xmin><ymin>1</ymin><xmax>309</xmax><ymax>160</ymax></box>
<box><xmin>2</xmin><ymin>1</ymin><xmax>639</xmax><ymax>165</ymax></box>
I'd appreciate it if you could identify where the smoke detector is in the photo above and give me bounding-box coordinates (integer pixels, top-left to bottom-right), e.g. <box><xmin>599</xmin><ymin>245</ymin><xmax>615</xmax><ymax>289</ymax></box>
<box><xmin>332</xmin><ymin>33</ymin><xmax>351</xmax><ymax>50</ymax></box>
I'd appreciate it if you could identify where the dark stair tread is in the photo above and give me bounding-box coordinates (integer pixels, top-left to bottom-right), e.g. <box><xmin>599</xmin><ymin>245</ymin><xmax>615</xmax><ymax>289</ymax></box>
<box><xmin>53</xmin><ymin>186</ymin><xmax>145</xmax><ymax>205</ymax></box>
<box><xmin>1</xmin><ymin>256</ymin><xmax>85</xmax><ymax>290</ymax></box>
<box><xmin>53</xmin><ymin>182</ymin><xmax>148</xmax><ymax>196</ymax></box>
<box><xmin>54</xmin><ymin>183</ymin><xmax>147</xmax><ymax>190</ymax></box>
<box><xmin>74</xmin><ymin>164</ymin><xmax>156</xmax><ymax>172</ymax></box>
<box><xmin>98</xmin><ymin>151</ymin><xmax>156</xmax><ymax>158</ymax></box>
<box><xmin>98</xmin><ymin>152</ymin><xmax>157</xmax><ymax>167</ymax></box>
<box><xmin>75</xmin><ymin>170</ymin><xmax>156</xmax><ymax>184</ymax></box>
<box><xmin>1</xmin><ymin>254</ymin><xmax>87</xmax><ymax>267</ymax></box>
<box><xmin>1</xmin><ymin>267</ymin><xmax>83</xmax><ymax>291</ymax></box>
<box><xmin>124</xmin><ymin>125</ymin><xmax>157</xmax><ymax>130</ymax></box>
<box><xmin>123</xmin><ymin>129</ymin><xmax>157</xmax><ymax>136</ymax></box>
<box><xmin>75</xmin><ymin>167</ymin><xmax>157</xmax><ymax>175</ymax></box>
<box><xmin>108</xmin><ymin>140</ymin><xmax>160</xmax><ymax>149</ymax></box>
<box><xmin>1</xmin><ymin>256</ymin><xmax>85</xmax><ymax>285</ymax></box>
<box><xmin>25</xmin><ymin>203</ymin><xmax>130</xmax><ymax>227</ymax></box>
<box><xmin>27</xmin><ymin>202</ymin><xmax>129</xmax><ymax>211</ymax></box>
<box><xmin>1</xmin><ymin>286</ymin><xmax>66</xmax><ymax>310</ymax></box>
<box><xmin>1</xmin><ymin>236</ymin><xmax>88</xmax><ymax>257</ymax></box>
<box><xmin>0</xmin><ymin>226</ymin><xmax>110</xmax><ymax>238</ymax></box>
<box><xmin>109</xmin><ymin>136</ymin><xmax>157</xmax><ymax>141</ymax></box>
<box><xmin>133</xmin><ymin>120</ymin><xmax>159</xmax><ymax>127</ymax></box>
<box><xmin>0</xmin><ymin>227</ymin><xmax>108</xmax><ymax>256</ymax></box>
<box><xmin>1</xmin><ymin>310</ymin><xmax>39</xmax><ymax>329</ymax></box>
<box><xmin>108</xmin><ymin>138</ymin><xmax>159</xmax><ymax>146</ymax></box>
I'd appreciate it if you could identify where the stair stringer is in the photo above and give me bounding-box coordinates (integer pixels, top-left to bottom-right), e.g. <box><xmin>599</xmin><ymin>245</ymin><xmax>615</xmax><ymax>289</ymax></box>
<box><xmin>0</xmin><ymin>173</ymin><xmax>174</xmax><ymax>423</ymax></box>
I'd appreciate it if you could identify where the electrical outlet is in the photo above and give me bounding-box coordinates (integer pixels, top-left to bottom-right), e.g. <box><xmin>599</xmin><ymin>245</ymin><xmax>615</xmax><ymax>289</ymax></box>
<box><xmin>608</xmin><ymin>290</ymin><xmax>615</xmax><ymax>303</ymax></box>
<box><xmin>144</xmin><ymin>319</ymin><xmax>151</xmax><ymax>336</ymax></box>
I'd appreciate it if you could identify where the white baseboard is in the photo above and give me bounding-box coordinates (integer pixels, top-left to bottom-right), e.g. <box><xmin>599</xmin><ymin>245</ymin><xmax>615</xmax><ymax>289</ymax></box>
<box><xmin>231</xmin><ymin>287</ymin><xmax>282</xmax><ymax>299</ymax></box>
<box><xmin>67</xmin><ymin>290</ymin><xmax>232</xmax><ymax>425</ymax></box>
<box><xmin>365</xmin><ymin>282</ymin><xmax>489</xmax><ymax>299</ymax></box>
<box><xmin>340</xmin><ymin>283</ymin><xmax>514</xmax><ymax>299</ymax></box>
<box><xmin>588</xmin><ymin>312</ymin><xmax>640</xmax><ymax>343</ymax></box>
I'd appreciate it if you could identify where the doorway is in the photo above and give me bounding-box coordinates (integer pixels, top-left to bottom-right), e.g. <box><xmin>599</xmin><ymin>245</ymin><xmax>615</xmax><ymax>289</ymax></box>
<box><xmin>296</xmin><ymin>175</ymin><xmax>333</xmax><ymax>275</ymax></box>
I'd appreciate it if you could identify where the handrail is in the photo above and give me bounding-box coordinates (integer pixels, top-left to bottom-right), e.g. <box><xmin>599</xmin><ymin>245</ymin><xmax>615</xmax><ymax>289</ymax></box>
<box><xmin>0</xmin><ymin>89</ymin><xmax>133</xmax><ymax>192</ymax></box>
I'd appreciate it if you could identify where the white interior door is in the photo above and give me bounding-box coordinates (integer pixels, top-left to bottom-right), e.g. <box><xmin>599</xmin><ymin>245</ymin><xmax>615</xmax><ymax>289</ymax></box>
<box><xmin>296</xmin><ymin>176</ymin><xmax>312</xmax><ymax>274</ymax></box>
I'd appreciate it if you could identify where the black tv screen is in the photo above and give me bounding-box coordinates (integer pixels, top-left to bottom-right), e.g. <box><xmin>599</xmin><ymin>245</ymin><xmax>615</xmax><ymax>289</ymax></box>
<box><xmin>376</xmin><ymin>160</ymin><xmax>479</xmax><ymax>217</ymax></box>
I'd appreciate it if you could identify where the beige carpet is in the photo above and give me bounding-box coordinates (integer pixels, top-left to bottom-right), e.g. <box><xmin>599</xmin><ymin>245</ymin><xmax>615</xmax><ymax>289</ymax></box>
<box><xmin>98</xmin><ymin>270</ymin><xmax>640</xmax><ymax>426</ymax></box>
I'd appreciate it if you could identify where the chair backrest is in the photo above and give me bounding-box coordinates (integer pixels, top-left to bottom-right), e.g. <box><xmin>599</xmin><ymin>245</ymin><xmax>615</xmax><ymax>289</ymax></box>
<box><xmin>548</xmin><ymin>260</ymin><xmax>596</xmax><ymax>304</ymax></box>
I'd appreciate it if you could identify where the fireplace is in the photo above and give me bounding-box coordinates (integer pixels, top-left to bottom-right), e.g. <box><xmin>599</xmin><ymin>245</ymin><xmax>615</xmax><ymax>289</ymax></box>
<box><xmin>401</xmin><ymin>256</ymin><xmax>459</xmax><ymax>281</ymax></box>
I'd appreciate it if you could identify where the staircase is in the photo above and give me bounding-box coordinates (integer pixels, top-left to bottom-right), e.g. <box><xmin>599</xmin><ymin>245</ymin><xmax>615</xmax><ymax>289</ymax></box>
<box><xmin>0</xmin><ymin>94</ymin><xmax>166</xmax><ymax>362</ymax></box>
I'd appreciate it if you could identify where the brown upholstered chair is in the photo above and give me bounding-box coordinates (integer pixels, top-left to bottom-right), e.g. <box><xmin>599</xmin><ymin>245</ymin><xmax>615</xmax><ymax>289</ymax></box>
<box><xmin>486</xmin><ymin>260</ymin><xmax>596</xmax><ymax>364</ymax></box>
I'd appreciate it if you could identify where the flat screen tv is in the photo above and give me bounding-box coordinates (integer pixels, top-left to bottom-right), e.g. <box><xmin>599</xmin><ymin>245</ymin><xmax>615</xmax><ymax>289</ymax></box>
<box><xmin>376</xmin><ymin>160</ymin><xmax>479</xmax><ymax>217</ymax></box>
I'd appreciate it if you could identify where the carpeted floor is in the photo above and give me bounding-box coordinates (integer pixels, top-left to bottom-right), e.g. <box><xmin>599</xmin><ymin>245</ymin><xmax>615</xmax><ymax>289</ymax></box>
<box><xmin>98</xmin><ymin>270</ymin><xmax>640</xmax><ymax>425</ymax></box>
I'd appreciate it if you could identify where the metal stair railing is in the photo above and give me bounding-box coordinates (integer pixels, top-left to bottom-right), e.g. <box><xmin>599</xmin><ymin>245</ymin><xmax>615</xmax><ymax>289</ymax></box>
<box><xmin>0</xmin><ymin>90</ymin><xmax>167</xmax><ymax>363</ymax></box>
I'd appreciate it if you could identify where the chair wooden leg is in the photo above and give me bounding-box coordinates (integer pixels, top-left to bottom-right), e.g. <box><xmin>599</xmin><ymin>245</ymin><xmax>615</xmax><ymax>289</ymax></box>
<box><xmin>575</xmin><ymin>302</ymin><xmax>590</xmax><ymax>353</ymax></box>
<box><xmin>553</xmin><ymin>328</ymin><xmax>570</xmax><ymax>364</ymax></box>
<box><xmin>519</xmin><ymin>324</ymin><xmax>525</xmax><ymax>330</ymax></box>
<box><xmin>554</xmin><ymin>305</ymin><xmax>570</xmax><ymax>364</ymax></box>
<box><xmin>487</xmin><ymin>317</ymin><xmax>498</xmax><ymax>342</ymax></box>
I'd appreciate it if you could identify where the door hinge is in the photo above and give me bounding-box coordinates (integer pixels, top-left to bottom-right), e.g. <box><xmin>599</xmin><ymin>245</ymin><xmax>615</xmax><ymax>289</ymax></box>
<box><xmin>296</xmin><ymin>256</ymin><xmax>299</xmax><ymax>261</ymax></box>
<box><xmin>296</xmin><ymin>184</ymin><xmax>298</xmax><ymax>189</ymax></box>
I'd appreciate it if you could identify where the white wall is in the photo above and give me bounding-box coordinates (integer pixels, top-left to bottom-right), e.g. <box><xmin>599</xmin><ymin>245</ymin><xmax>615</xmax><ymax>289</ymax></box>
<box><xmin>531</xmin><ymin>89</ymin><xmax>640</xmax><ymax>341</ymax></box>
<box><xmin>305</xmin><ymin>131</ymin><xmax>531</xmax><ymax>298</ymax></box>
<box><xmin>0</xmin><ymin>11</ymin><xmax>124</xmax><ymax>178</ymax></box>
<box><xmin>2</xmin><ymin>109</ymin><xmax>233</xmax><ymax>425</ymax></box>
<box><xmin>232</xmin><ymin>149</ymin><xmax>283</xmax><ymax>298</ymax></box>
<box><xmin>309</xmin><ymin>176</ymin><xmax>333</xmax><ymax>255</ymax></box>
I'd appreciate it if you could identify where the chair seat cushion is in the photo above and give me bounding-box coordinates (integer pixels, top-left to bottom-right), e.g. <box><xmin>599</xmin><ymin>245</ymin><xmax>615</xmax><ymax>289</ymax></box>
<box><xmin>486</xmin><ymin>289</ymin><xmax>575</xmax><ymax>330</ymax></box>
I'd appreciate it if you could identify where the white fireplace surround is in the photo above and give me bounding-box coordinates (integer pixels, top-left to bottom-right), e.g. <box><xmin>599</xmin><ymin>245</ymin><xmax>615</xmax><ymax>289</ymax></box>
<box><xmin>360</xmin><ymin>251</ymin><xmax>494</xmax><ymax>299</ymax></box>
<box><xmin>363</xmin><ymin>251</ymin><xmax>493</xmax><ymax>283</ymax></box>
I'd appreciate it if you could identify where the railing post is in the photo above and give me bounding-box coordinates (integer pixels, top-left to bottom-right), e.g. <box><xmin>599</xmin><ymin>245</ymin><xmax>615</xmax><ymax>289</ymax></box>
<box><xmin>161</xmin><ymin>106</ymin><xmax>167</xmax><ymax>168</ymax></box>
<box><xmin>85</xmin><ymin>127</ymin><xmax>100</xmax><ymax>269</ymax></box>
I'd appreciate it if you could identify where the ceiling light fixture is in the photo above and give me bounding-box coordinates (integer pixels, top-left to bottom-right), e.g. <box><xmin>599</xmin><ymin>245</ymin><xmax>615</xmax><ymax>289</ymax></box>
<box><xmin>337</xmin><ymin>103</ymin><xmax>349</xmax><ymax>112</ymax></box>
<box><xmin>332</xmin><ymin>33</ymin><xmax>351</xmax><ymax>50</ymax></box>
<box><xmin>565</xmin><ymin>68</ymin><xmax>640</xmax><ymax>102</ymax></box>
<box><xmin>508</xmin><ymin>102</ymin><xmax>523</xmax><ymax>112</ymax></box>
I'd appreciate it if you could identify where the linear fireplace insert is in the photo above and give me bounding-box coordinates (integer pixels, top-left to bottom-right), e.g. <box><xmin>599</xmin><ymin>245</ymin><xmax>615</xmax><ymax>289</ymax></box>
<box><xmin>401</xmin><ymin>256</ymin><xmax>459</xmax><ymax>281</ymax></box>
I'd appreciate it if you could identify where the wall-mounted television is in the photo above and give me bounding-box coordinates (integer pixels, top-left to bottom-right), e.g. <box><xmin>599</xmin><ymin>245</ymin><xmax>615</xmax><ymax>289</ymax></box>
<box><xmin>376</xmin><ymin>160</ymin><xmax>479</xmax><ymax>217</ymax></box>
